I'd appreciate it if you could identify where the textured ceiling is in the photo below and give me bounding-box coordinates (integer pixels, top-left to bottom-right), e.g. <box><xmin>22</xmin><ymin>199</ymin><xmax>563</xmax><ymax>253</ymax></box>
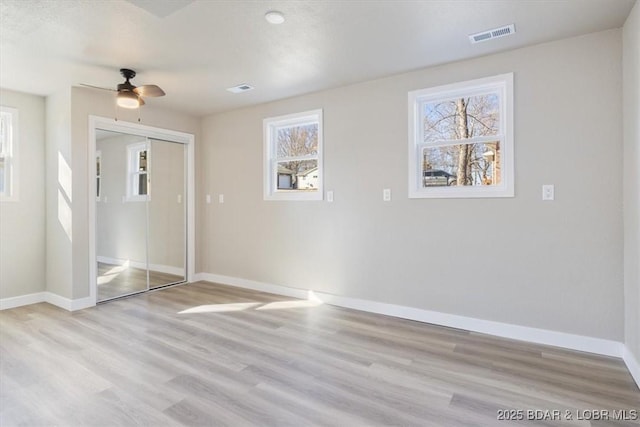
<box><xmin>0</xmin><ymin>0</ymin><xmax>635</xmax><ymax>116</ymax></box>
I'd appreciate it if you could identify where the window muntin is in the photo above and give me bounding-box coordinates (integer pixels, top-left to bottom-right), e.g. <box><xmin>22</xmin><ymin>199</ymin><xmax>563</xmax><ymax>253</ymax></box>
<box><xmin>0</xmin><ymin>107</ymin><xmax>18</xmax><ymax>201</ymax></box>
<box><xmin>264</xmin><ymin>110</ymin><xmax>323</xmax><ymax>200</ymax></box>
<box><xmin>408</xmin><ymin>74</ymin><xmax>513</xmax><ymax>198</ymax></box>
<box><xmin>126</xmin><ymin>141</ymin><xmax>149</xmax><ymax>201</ymax></box>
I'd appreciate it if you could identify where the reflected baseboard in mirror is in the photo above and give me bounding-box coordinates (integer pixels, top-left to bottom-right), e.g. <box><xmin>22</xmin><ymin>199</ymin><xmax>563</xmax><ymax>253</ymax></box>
<box><xmin>97</xmin><ymin>262</ymin><xmax>184</xmax><ymax>302</ymax></box>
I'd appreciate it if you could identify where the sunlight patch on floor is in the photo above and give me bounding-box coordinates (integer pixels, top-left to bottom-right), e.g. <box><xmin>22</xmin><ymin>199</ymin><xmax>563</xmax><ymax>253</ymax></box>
<box><xmin>97</xmin><ymin>273</ymin><xmax>118</xmax><ymax>285</ymax></box>
<box><xmin>178</xmin><ymin>299</ymin><xmax>323</xmax><ymax>314</ymax></box>
<box><xmin>255</xmin><ymin>299</ymin><xmax>322</xmax><ymax>310</ymax></box>
<box><xmin>97</xmin><ymin>261</ymin><xmax>131</xmax><ymax>285</ymax></box>
<box><xmin>179</xmin><ymin>302</ymin><xmax>262</xmax><ymax>314</ymax></box>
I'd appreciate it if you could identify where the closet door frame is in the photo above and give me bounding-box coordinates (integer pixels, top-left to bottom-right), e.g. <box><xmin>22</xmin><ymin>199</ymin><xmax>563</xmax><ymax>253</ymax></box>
<box><xmin>88</xmin><ymin>116</ymin><xmax>195</xmax><ymax>306</ymax></box>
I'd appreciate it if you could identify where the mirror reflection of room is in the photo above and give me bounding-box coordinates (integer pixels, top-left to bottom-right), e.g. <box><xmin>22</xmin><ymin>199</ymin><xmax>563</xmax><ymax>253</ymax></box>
<box><xmin>96</xmin><ymin>130</ymin><xmax>186</xmax><ymax>302</ymax></box>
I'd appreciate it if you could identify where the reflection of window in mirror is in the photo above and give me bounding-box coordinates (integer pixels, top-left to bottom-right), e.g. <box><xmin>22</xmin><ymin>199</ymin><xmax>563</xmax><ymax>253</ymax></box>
<box><xmin>96</xmin><ymin>150</ymin><xmax>102</xmax><ymax>201</ymax></box>
<box><xmin>0</xmin><ymin>106</ymin><xmax>18</xmax><ymax>201</ymax></box>
<box><xmin>126</xmin><ymin>142</ymin><xmax>150</xmax><ymax>201</ymax></box>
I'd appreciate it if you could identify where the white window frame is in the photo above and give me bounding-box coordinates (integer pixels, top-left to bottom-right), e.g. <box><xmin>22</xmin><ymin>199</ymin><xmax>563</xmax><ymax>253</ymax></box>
<box><xmin>96</xmin><ymin>150</ymin><xmax>102</xmax><ymax>201</ymax></box>
<box><xmin>0</xmin><ymin>106</ymin><xmax>19</xmax><ymax>202</ymax></box>
<box><xmin>126</xmin><ymin>141</ymin><xmax>150</xmax><ymax>202</ymax></box>
<box><xmin>408</xmin><ymin>73</ymin><xmax>514</xmax><ymax>198</ymax></box>
<box><xmin>263</xmin><ymin>109</ymin><xmax>323</xmax><ymax>201</ymax></box>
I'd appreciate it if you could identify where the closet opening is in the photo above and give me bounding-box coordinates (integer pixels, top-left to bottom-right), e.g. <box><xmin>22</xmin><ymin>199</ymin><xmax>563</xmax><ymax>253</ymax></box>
<box><xmin>88</xmin><ymin>116</ymin><xmax>195</xmax><ymax>304</ymax></box>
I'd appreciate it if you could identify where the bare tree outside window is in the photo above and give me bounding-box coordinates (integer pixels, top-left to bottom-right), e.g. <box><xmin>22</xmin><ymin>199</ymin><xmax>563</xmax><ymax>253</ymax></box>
<box><xmin>422</xmin><ymin>94</ymin><xmax>501</xmax><ymax>187</ymax></box>
<box><xmin>276</xmin><ymin>124</ymin><xmax>318</xmax><ymax>190</ymax></box>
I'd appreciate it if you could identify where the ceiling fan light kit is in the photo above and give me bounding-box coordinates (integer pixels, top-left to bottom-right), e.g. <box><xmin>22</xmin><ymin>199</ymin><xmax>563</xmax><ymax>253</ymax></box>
<box><xmin>117</xmin><ymin>91</ymin><xmax>140</xmax><ymax>109</ymax></box>
<box><xmin>264</xmin><ymin>11</ymin><xmax>285</xmax><ymax>24</ymax></box>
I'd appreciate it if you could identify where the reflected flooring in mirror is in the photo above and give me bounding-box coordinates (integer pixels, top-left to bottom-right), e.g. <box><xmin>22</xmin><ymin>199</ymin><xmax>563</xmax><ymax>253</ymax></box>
<box><xmin>97</xmin><ymin>262</ymin><xmax>184</xmax><ymax>301</ymax></box>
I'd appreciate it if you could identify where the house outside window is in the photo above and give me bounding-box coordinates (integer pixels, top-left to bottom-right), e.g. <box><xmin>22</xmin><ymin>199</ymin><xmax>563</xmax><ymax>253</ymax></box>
<box><xmin>0</xmin><ymin>106</ymin><xmax>18</xmax><ymax>201</ymax></box>
<box><xmin>264</xmin><ymin>109</ymin><xmax>323</xmax><ymax>201</ymax></box>
<box><xmin>408</xmin><ymin>73</ymin><xmax>514</xmax><ymax>198</ymax></box>
<box><xmin>126</xmin><ymin>141</ymin><xmax>149</xmax><ymax>201</ymax></box>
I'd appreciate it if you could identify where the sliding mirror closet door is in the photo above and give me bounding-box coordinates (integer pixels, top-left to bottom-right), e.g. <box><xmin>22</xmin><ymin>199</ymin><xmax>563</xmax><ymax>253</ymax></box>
<box><xmin>96</xmin><ymin>130</ymin><xmax>150</xmax><ymax>301</ymax></box>
<box><xmin>95</xmin><ymin>131</ymin><xmax>188</xmax><ymax>302</ymax></box>
<box><xmin>147</xmin><ymin>138</ymin><xmax>186</xmax><ymax>288</ymax></box>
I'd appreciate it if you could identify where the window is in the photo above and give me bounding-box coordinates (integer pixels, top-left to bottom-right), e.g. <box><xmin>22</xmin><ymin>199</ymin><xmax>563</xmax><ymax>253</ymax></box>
<box><xmin>0</xmin><ymin>106</ymin><xmax>18</xmax><ymax>201</ymax></box>
<box><xmin>126</xmin><ymin>142</ymin><xmax>149</xmax><ymax>201</ymax></box>
<box><xmin>264</xmin><ymin>109</ymin><xmax>323</xmax><ymax>201</ymax></box>
<box><xmin>408</xmin><ymin>73</ymin><xmax>514</xmax><ymax>198</ymax></box>
<box><xmin>96</xmin><ymin>150</ymin><xmax>102</xmax><ymax>201</ymax></box>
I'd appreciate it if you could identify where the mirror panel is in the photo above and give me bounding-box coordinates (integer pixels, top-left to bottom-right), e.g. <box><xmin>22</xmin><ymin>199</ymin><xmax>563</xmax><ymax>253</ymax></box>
<box><xmin>96</xmin><ymin>130</ymin><xmax>149</xmax><ymax>301</ymax></box>
<box><xmin>147</xmin><ymin>138</ymin><xmax>186</xmax><ymax>288</ymax></box>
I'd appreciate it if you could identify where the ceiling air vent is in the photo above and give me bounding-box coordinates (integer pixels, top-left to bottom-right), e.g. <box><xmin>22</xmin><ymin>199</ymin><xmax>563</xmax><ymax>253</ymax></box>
<box><xmin>469</xmin><ymin>24</ymin><xmax>516</xmax><ymax>44</ymax></box>
<box><xmin>227</xmin><ymin>84</ymin><xmax>254</xmax><ymax>94</ymax></box>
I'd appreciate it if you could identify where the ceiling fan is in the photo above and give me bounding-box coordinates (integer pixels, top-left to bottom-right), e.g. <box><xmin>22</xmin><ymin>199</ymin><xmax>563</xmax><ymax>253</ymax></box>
<box><xmin>81</xmin><ymin>68</ymin><xmax>165</xmax><ymax>109</ymax></box>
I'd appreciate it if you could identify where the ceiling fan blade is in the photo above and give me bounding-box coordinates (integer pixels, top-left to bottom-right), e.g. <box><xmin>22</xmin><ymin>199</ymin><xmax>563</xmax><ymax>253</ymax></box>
<box><xmin>79</xmin><ymin>83</ymin><xmax>116</xmax><ymax>92</ymax></box>
<box><xmin>134</xmin><ymin>85</ymin><xmax>165</xmax><ymax>97</ymax></box>
<box><xmin>138</xmin><ymin>97</ymin><xmax>145</xmax><ymax>106</ymax></box>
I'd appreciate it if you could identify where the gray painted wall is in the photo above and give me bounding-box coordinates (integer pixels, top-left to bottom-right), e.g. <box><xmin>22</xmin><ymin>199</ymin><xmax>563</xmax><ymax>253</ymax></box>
<box><xmin>45</xmin><ymin>89</ymin><xmax>73</xmax><ymax>298</ymax></box>
<box><xmin>0</xmin><ymin>89</ymin><xmax>46</xmax><ymax>299</ymax></box>
<box><xmin>623</xmin><ymin>2</ymin><xmax>640</xmax><ymax>365</ymax></box>
<box><xmin>199</xmin><ymin>29</ymin><xmax>624</xmax><ymax>341</ymax></box>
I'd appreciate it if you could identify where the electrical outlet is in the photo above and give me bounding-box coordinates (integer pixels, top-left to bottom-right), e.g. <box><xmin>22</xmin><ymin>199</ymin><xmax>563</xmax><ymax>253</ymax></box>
<box><xmin>542</xmin><ymin>184</ymin><xmax>554</xmax><ymax>201</ymax></box>
<box><xmin>177</xmin><ymin>194</ymin><xmax>182</xmax><ymax>204</ymax></box>
<box><xmin>383</xmin><ymin>188</ymin><xmax>391</xmax><ymax>202</ymax></box>
<box><xmin>219</xmin><ymin>194</ymin><xmax>224</xmax><ymax>204</ymax></box>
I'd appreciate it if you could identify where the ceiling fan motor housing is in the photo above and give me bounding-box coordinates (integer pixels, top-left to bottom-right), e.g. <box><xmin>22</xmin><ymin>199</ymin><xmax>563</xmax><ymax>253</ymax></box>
<box><xmin>118</xmin><ymin>69</ymin><xmax>137</xmax><ymax>92</ymax></box>
<box><xmin>117</xmin><ymin>82</ymin><xmax>136</xmax><ymax>92</ymax></box>
<box><xmin>120</xmin><ymin>68</ymin><xmax>136</xmax><ymax>80</ymax></box>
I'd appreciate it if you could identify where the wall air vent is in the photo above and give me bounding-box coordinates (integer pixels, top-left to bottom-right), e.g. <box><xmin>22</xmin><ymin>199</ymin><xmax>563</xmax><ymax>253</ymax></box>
<box><xmin>469</xmin><ymin>24</ymin><xmax>516</xmax><ymax>44</ymax></box>
<box><xmin>227</xmin><ymin>84</ymin><xmax>254</xmax><ymax>94</ymax></box>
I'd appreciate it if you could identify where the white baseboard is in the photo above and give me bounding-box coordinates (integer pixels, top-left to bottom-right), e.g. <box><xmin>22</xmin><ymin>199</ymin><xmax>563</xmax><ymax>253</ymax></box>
<box><xmin>314</xmin><ymin>290</ymin><xmax>623</xmax><ymax>357</ymax></box>
<box><xmin>1</xmin><ymin>292</ymin><xmax>94</xmax><ymax>312</ymax></box>
<box><xmin>0</xmin><ymin>292</ymin><xmax>47</xmax><ymax>310</ymax></box>
<box><xmin>623</xmin><ymin>346</ymin><xmax>640</xmax><ymax>389</ymax></box>
<box><xmin>194</xmin><ymin>272</ymin><xmax>623</xmax><ymax>358</ymax></box>
<box><xmin>97</xmin><ymin>255</ymin><xmax>184</xmax><ymax>277</ymax></box>
<box><xmin>44</xmin><ymin>293</ymin><xmax>94</xmax><ymax>311</ymax></box>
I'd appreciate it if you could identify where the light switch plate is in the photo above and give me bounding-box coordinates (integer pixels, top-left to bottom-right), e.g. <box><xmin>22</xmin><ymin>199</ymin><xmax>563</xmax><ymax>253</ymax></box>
<box><xmin>542</xmin><ymin>184</ymin><xmax>554</xmax><ymax>201</ymax></box>
<box><xmin>383</xmin><ymin>188</ymin><xmax>391</xmax><ymax>202</ymax></box>
<box><xmin>327</xmin><ymin>190</ymin><xmax>334</xmax><ymax>202</ymax></box>
<box><xmin>219</xmin><ymin>194</ymin><xmax>224</xmax><ymax>204</ymax></box>
<box><xmin>206</xmin><ymin>194</ymin><xmax>211</xmax><ymax>204</ymax></box>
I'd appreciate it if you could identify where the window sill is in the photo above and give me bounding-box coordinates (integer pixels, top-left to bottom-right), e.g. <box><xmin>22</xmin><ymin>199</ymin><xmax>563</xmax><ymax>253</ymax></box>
<box><xmin>124</xmin><ymin>195</ymin><xmax>150</xmax><ymax>203</ymax></box>
<box><xmin>409</xmin><ymin>184</ymin><xmax>514</xmax><ymax>199</ymax></box>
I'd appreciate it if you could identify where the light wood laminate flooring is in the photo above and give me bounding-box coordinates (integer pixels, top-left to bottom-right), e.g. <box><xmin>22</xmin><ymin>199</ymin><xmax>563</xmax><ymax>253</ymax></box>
<box><xmin>1</xmin><ymin>281</ymin><xmax>638</xmax><ymax>426</ymax></box>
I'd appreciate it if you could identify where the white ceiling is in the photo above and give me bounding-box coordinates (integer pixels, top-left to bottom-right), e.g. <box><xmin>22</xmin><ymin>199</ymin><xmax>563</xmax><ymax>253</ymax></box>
<box><xmin>0</xmin><ymin>0</ymin><xmax>635</xmax><ymax>117</ymax></box>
